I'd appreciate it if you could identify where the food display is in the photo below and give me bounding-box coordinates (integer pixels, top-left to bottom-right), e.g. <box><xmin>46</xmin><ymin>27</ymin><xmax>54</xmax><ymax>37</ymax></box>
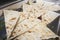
<box><xmin>0</xmin><ymin>0</ymin><xmax>60</xmax><ymax>40</ymax></box>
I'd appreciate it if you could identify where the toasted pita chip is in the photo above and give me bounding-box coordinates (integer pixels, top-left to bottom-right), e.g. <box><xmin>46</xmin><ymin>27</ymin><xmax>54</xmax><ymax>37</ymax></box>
<box><xmin>4</xmin><ymin>10</ymin><xmax>20</xmax><ymax>38</ymax></box>
<box><xmin>10</xmin><ymin>18</ymin><xmax>41</xmax><ymax>39</ymax></box>
<box><xmin>14</xmin><ymin>23</ymin><xmax>58</xmax><ymax>40</ymax></box>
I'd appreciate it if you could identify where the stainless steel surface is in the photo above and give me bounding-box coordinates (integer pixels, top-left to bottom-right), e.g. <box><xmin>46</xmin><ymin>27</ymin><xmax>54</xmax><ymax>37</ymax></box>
<box><xmin>0</xmin><ymin>0</ymin><xmax>25</xmax><ymax>16</ymax></box>
<box><xmin>0</xmin><ymin>0</ymin><xmax>23</xmax><ymax>9</ymax></box>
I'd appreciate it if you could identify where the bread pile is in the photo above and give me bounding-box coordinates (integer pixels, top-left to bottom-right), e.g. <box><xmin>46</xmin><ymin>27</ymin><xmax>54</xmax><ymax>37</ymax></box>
<box><xmin>3</xmin><ymin>0</ymin><xmax>60</xmax><ymax>40</ymax></box>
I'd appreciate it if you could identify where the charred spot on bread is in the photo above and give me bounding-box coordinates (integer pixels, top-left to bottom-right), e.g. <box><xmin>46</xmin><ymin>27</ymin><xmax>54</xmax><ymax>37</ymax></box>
<box><xmin>29</xmin><ymin>10</ymin><xmax>32</xmax><ymax>13</ymax></box>
<box><xmin>28</xmin><ymin>31</ymin><xmax>31</xmax><ymax>33</ymax></box>
<box><xmin>13</xmin><ymin>31</ymin><xmax>16</xmax><ymax>34</ymax></box>
<box><xmin>44</xmin><ymin>19</ymin><xmax>47</xmax><ymax>21</ymax></box>
<box><xmin>6</xmin><ymin>26</ymin><xmax>9</xmax><ymax>29</ymax></box>
<box><xmin>11</xmin><ymin>32</ymin><xmax>16</xmax><ymax>37</ymax></box>
<box><xmin>10</xmin><ymin>17</ymin><xmax>16</xmax><ymax>20</ymax></box>
<box><xmin>18</xmin><ymin>30</ymin><xmax>21</xmax><ymax>32</ymax></box>
<box><xmin>38</xmin><ymin>15</ymin><xmax>42</xmax><ymax>20</ymax></box>
<box><xmin>16</xmin><ymin>39</ymin><xmax>19</xmax><ymax>40</ymax></box>
<box><xmin>24</xmin><ymin>24</ymin><xmax>27</xmax><ymax>26</ymax></box>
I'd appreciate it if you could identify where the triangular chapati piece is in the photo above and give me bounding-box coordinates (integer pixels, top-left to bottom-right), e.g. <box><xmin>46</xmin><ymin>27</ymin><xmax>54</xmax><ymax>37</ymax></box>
<box><xmin>10</xmin><ymin>18</ymin><xmax>41</xmax><ymax>39</ymax></box>
<box><xmin>14</xmin><ymin>23</ymin><xmax>58</xmax><ymax>40</ymax></box>
<box><xmin>4</xmin><ymin>10</ymin><xmax>20</xmax><ymax>38</ymax></box>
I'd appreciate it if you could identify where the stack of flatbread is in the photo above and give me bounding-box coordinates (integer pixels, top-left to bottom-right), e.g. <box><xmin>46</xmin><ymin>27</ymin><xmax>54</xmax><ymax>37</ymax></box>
<box><xmin>3</xmin><ymin>0</ymin><xmax>60</xmax><ymax>40</ymax></box>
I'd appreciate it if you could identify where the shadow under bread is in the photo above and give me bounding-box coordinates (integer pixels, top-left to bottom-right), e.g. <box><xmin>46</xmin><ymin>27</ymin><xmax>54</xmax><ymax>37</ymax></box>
<box><xmin>0</xmin><ymin>12</ymin><xmax>7</xmax><ymax>40</ymax></box>
<box><xmin>47</xmin><ymin>15</ymin><xmax>60</xmax><ymax>36</ymax></box>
